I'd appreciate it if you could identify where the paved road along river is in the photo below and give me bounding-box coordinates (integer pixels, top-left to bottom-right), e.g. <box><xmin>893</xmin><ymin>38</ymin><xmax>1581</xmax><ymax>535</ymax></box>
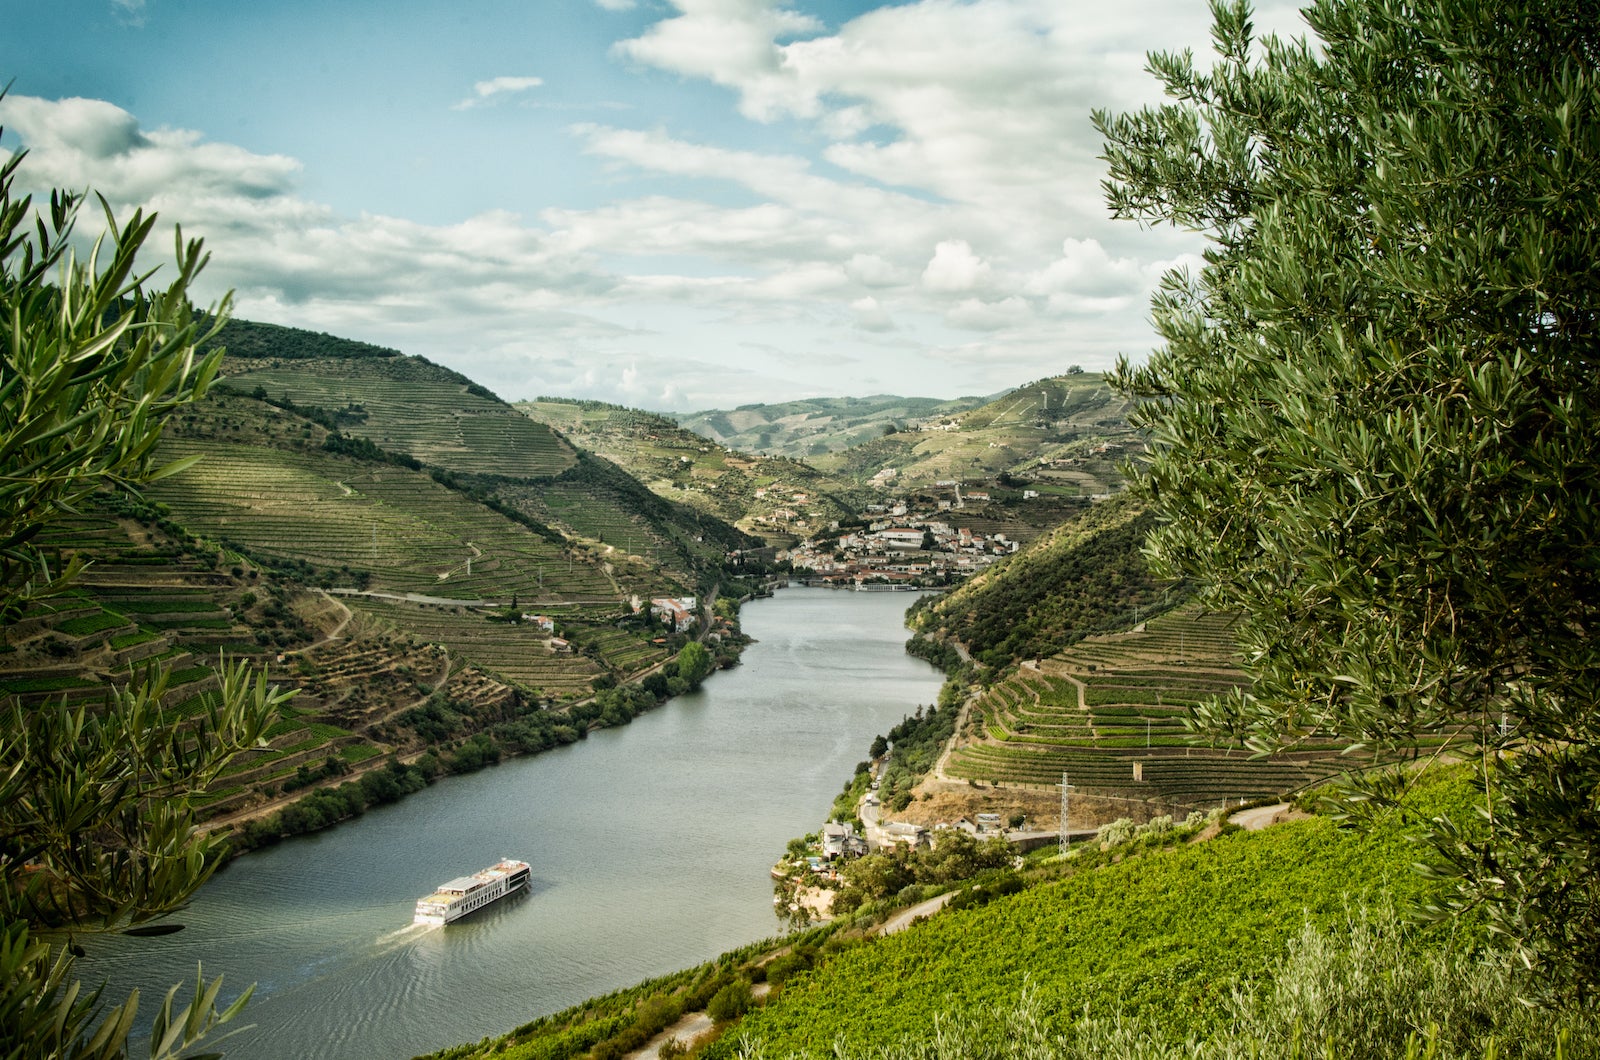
<box><xmin>80</xmin><ymin>588</ymin><xmax>943</xmax><ymax>1060</ymax></box>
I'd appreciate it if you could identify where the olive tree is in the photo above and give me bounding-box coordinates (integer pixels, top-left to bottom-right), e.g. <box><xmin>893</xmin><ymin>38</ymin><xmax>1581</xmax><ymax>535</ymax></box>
<box><xmin>1</xmin><ymin>127</ymin><xmax>290</xmax><ymax>1055</ymax></box>
<box><xmin>1098</xmin><ymin>0</ymin><xmax>1599</xmax><ymax>994</ymax></box>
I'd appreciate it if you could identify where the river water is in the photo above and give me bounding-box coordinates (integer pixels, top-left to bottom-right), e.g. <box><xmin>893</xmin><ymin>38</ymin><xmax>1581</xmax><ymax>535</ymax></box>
<box><xmin>80</xmin><ymin>588</ymin><xmax>941</xmax><ymax>1060</ymax></box>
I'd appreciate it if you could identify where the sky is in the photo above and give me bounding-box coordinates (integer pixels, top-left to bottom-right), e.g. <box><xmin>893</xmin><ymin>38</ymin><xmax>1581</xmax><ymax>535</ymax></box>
<box><xmin>0</xmin><ymin>0</ymin><xmax>1308</xmax><ymax>412</ymax></box>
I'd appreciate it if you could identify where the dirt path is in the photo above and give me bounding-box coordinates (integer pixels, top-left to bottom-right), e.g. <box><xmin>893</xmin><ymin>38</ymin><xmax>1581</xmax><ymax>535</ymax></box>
<box><xmin>622</xmin><ymin>985</ymin><xmax>770</xmax><ymax>1060</ymax></box>
<box><xmin>281</xmin><ymin>589</ymin><xmax>355</xmax><ymax>657</ymax></box>
<box><xmin>875</xmin><ymin>891</ymin><xmax>956</xmax><ymax>935</ymax></box>
<box><xmin>1229</xmin><ymin>803</ymin><xmax>1309</xmax><ymax>831</ymax></box>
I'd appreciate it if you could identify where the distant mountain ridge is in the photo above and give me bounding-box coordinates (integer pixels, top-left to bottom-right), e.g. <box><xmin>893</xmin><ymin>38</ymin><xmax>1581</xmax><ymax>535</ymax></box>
<box><xmin>811</xmin><ymin>372</ymin><xmax>1138</xmax><ymax>493</ymax></box>
<box><xmin>677</xmin><ymin>393</ymin><xmax>994</xmax><ymax>458</ymax></box>
<box><xmin>518</xmin><ymin>397</ymin><xmax>880</xmax><ymax>547</ymax></box>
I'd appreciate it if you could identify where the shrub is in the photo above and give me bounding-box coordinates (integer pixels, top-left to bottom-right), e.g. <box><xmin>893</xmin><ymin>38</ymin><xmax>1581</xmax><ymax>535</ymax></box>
<box><xmin>1097</xmin><ymin>818</ymin><xmax>1135</xmax><ymax>848</ymax></box>
<box><xmin>706</xmin><ymin>980</ymin><xmax>753</xmax><ymax>1024</ymax></box>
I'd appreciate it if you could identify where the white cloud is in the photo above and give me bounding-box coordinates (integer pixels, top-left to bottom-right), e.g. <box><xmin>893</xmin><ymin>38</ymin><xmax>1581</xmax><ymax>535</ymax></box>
<box><xmin>612</xmin><ymin>0</ymin><xmax>825</xmax><ymax>121</ymax></box>
<box><xmin>0</xmin><ymin>96</ymin><xmax>301</xmax><ymax>207</ymax></box>
<box><xmin>945</xmin><ymin>295</ymin><xmax>1029</xmax><ymax>332</ymax></box>
<box><xmin>851</xmin><ymin>295</ymin><xmax>894</xmax><ymax>332</ymax></box>
<box><xmin>452</xmin><ymin>76</ymin><xmax>545</xmax><ymax>110</ymax></box>
<box><xmin>111</xmin><ymin>0</ymin><xmax>147</xmax><ymax>27</ymax></box>
<box><xmin>921</xmin><ymin>240</ymin><xmax>990</xmax><ymax>293</ymax></box>
<box><xmin>594</xmin><ymin>0</ymin><xmax>636</xmax><ymax>9</ymax></box>
<box><xmin>0</xmin><ymin>0</ymin><xmax>1296</xmax><ymax>410</ymax></box>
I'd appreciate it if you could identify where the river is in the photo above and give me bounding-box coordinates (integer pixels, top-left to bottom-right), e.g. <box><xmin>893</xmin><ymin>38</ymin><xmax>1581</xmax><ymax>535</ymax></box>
<box><xmin>80</xmin><ymin>588</ymin><xmax>942</xmax><ymax>1060</ymax></box>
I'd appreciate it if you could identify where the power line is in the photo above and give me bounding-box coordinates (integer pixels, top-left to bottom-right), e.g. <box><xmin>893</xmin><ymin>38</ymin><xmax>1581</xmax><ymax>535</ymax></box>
<box><xmin>1059</xmin><ymin>772</ymin><xmax>1074</xmax><ymax>858</ymax></box>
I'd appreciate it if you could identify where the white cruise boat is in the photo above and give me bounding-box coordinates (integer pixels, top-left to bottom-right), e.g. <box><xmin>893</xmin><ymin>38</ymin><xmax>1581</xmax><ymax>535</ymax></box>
<box><xmin>413</xmin><ymin>859</ymin><xmax>531</xmax><ymax>925</ymax></box>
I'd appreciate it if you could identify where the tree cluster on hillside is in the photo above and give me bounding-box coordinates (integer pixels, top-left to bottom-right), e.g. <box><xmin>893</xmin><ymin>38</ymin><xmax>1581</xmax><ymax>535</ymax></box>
<box><xmin>913</xmin><ymin>498</ymin><xmax>1178</xmax><ymax>671</ymax></box>
<box><xmin>1101</xmin><ymin>0</ymin><xmax>1599</xmax><ymax>996</ymax></box>
<box><xmin>869</xmin><ymin>684</ymin><xmax>965</xmax><ymax>814</ymax></box>
<box><xmin>201</xmin><ymin>317</ymin><xmax>400</xmax><ymax>360</ymax></box>
<box><xmin>830</xmin><ymin>831</ymin><xmax>1013</xmax><ymax>916</ymax></box>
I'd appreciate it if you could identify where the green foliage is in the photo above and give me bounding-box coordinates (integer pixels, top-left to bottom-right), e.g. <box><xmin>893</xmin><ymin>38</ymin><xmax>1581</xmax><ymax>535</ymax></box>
<box><xmin>319</xmin><ymin>429</ymin><xmax>422</xmax><ymax>470</ymax></box>
<box><xmin>199</xmin><ymin>317</ymin><xmax>399</xmax><ymax>360</ymax></box>
<box><xmin>870</xmin><ymin>697</ymin><xmax>960</xmax><ymax>810</ymax></box>
<box><xmin>835</xmin><ymin>832</ymin><xmax>1013</xmax><ymax>908</ymax></box>
<box><xmin>707</xmin><ymin>979</ymin><xmax>755</xmax><ymax>1024</ymax></box>
<box><xmin>736</xmin><ymin>914</ymin><xmax>1600</xmax><ymax>1059</ymax></box>
<box><xmin>1099</xmin><ymin>0</ymin><xmax>1600</xmax><ymax>994</ymax></box>
<box><xmin>0</xmin><ymin>172</ymin><xmax>222</xmax><ymax>618</ymax></box>
<box><xmin>1</xmin><ymin>127</ymin><xmax>289</xmax><ymax>1058</ymax></box>
<box><xmin>675</xmin><ymin>641</ymin><xmax>714</xmax><ymax>688</ymax></box>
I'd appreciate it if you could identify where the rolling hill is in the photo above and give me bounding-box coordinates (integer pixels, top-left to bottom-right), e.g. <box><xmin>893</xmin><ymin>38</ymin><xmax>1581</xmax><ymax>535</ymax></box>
<box><xmin>518</xmin><ymin>398</ymin><xmax>882</xmax><ymax>547</ymax></box>
<box><xmin>1</xmin><ymin>319</ymin><xmax>765</xmax><ymax>838</ymax></box>
<box><xmin>676</xmin><ymin>393</ymin><xmax>993</xmax><ymax>458</ymax></box>
<box><xmin>207</xmin><ymin>320</ymin><xmax>757</xmax><ymax>586</ymax></box>
<box><xmin>810</xmin><ymin>372</ymin><xmax>1139</xmax><ymax>493</ymax></box>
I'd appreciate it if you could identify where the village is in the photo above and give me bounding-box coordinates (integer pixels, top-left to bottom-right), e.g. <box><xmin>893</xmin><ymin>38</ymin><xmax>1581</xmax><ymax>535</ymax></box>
<box><xmin>778</xmin><ymin>484</ymin><xmax>1029</xmax><ymax>589</ymax></box>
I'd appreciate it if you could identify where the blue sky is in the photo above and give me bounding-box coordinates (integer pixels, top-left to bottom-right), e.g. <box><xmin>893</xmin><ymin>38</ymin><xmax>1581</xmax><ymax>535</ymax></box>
<box><xmin>1</xmin><ymin>0</ymin><xmax>1305</xmax><ymax>412</ymax></box>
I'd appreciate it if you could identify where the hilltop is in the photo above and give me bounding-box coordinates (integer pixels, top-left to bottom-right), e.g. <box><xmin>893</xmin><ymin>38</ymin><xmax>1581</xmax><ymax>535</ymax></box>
<box><xmin>517</xmin><ymin>398</ymin><xmax>880</xmax><ymax>547</ymax></box>
<box><xmin>676</xmin><ymin>393</ymin><xmax>992</xmax><ymax>458</ymax></box>
<box><xmin>810</xmin><ymin>372</ymin><xmax>1138</xmax><ymax>493</ymax></box>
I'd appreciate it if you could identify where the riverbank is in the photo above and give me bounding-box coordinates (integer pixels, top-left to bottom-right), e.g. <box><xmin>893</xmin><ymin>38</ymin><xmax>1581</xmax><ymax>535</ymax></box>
<box><xmin>87</xmin><ymin>588</ymin><xmax>946</xmax><ymax>1060</ymax></box>
<box><xmin>218</xmin><ymin>620</ymin><xmax>747</xmax><ymax>854</ymax></box>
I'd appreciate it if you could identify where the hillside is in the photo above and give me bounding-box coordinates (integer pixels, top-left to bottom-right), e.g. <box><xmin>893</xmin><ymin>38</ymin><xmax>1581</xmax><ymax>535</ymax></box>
<box><xmin>810</xmin><ymin>373</ymin><xmax>1137</xmax><ymax>493</ymax></box>
<box><xmin>208</xmin><ymin>320</ymin><xmax>758</xmax><ymax>587</ymax></box>
<box><xmin>910</xmin><ymin>606</ymin><xmax>1361</xmax><ymax>836</ymax></box>
<box><xmin>908</xmin><ymin>495</ymin><xmax>1175</xmax><ymax>668</ymax></box>
<box><xmin>427</xmin><ymin>767</ymin><xmax>1591</xmax><ymax>1059</ymax></box>
<box><xmin>676</xmin><ymin>393</ymin><xmax>991</xmax><ymax>458</ymax></box>
<box><xmin>517</xmin><ymin>399</ymin><xmax>881</xmax><ymax>546</ymax></box>
<box><xmin>0</xmin><ymin>320</ymin><xmax>767</xmax><ymax>841</ymax></box>
<box><xmin>216</xmin><ymin>335</ymin><xmax>577</xmax><ymax>480</ymax></box>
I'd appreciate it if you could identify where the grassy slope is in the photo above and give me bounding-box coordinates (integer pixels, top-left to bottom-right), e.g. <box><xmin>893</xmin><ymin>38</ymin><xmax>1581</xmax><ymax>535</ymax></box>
<box><xmin>219</xmin><ymin>354</ymin><xmax>577</xmax><ymax>480</ymax></box>
<box><xmin>711</xmin><ymin>773</ymin><xmax>1479</xmax><ymax>1058</ymax></box>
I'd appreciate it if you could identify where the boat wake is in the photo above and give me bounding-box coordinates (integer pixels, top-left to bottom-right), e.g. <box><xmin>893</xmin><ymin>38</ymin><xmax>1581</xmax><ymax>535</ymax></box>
<box><xmin>375</xmin><ymin>923</ymin><xmax>434</xmax><ymax>948</ymax></box>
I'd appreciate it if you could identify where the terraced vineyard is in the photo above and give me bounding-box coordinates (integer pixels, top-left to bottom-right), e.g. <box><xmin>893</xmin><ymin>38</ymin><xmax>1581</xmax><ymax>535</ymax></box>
<box><xmin>148</xmin><ymin>439</ymin><xmax>618</xmax><ymax>606</ymax></box>
<box><xmin>944</xmin><ymin>608</ymin><xmax>1357</xmax><ymax>808</ymax></box>
<box><xmin>222</xmin><ymin>356</ymin><xmax>577</xmax><ymax>478</ymax></box>
<box><xmin>339</xmin><ymin>596</ymin><xmax>629</xmax><ymax>698</ymax></box>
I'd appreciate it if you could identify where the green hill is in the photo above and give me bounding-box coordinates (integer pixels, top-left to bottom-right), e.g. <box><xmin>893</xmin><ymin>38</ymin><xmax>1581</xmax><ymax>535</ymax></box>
<box><xmin>518</xmin><ymin>399</ymin><xmax>881</xmax><ymax>546</ymax></box>
<box><xmin>677</xmin><ymin>393</ymin><xmax>992</xmax><ymax>458</ymax></box>
<box><xmin>909</xmin><ymin>495</ymin><xmax>1174</xmax><ymax>669</ymax></box>
<box><xmin>201</xmin><ymin>317</ymin><xmax>403</xmax><ymax>360</ymax></box>
<box><xmin>810</xmin><ymin>373</ymin><xmax>1137</xmax><ymax>492</ymax></box>
<box><xmin>1</xmin><ymin>320</ymin><xmax>766</xmax><ymax>843</ymax></box>
<box><xmin>219</xmin><ymin>351</ymin><xmax>576</xmax><ymax>480</ymax></box>
<box><xmin>426</xmin><ymin>767</ymin><xmax>1592</xmax><ymax>1059</ymax></box>
<box><xmin>206</xmin><ymin>321</ymin><xmax>759</xmax><ymax>588</ymax></box>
